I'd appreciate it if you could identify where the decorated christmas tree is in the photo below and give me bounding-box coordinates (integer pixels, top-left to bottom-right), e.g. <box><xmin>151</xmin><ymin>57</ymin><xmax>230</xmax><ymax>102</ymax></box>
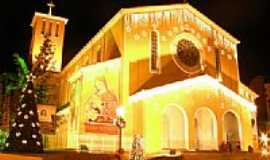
<box><xmin>4</xmin><ymin>34</ymin><xmax>54</xmax><ymax>153</ymax></box>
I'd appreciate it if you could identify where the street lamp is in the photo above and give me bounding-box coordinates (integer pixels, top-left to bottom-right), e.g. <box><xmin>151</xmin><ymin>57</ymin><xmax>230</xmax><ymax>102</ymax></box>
<box><xmin>115</xmin><ymin>106</ymin><xmax>126</xmax><ymax>154</ymax></box>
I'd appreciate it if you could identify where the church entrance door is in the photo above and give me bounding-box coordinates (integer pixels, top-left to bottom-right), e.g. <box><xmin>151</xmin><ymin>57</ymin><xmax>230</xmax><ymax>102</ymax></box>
<box><xmin>163</xmin><ymin>105</ymin><xmax>187</xmax><ymax>150</ymax></box>
<box><xmin>224</xmin><ymin>111</ymin><xmax>241</xmax><ymax>150</ymax></box>
<box><xmin>194</xmin><ymin>108</ymin><xmax>217</xmax><ymax>150</ymax></box>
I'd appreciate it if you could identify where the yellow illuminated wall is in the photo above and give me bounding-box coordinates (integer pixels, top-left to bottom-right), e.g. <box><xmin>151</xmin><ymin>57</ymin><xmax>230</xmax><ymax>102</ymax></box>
<box><xmin>42</xmin><ymin>3</ymin><xmax>258</xmax><ymax>154</ymax></box>
<box><xmin>124</xmin><ymin>11</ymin><xmax>239</xmax><ymax>95</ymax></box>
<box><xmin>126</xmin><ymin>75</ymin><xmax>256</xmax><ymax>153</ymax></box>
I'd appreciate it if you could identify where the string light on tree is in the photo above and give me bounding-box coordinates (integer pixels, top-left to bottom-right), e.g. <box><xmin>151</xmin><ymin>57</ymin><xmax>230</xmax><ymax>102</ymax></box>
<box><xmin>29</xmin><ymin>110</ymin><xmax>34</xmax><ymax>115</ymax></box>
<box><xmin>27</xmin><ymin>89</ymin><xmax>33</xmax><ymax>94</ymax></box>
<box><xmin>40</xmin><ymin>65</ymin><xmax>44</xmax><ymax>70</ymax></box>
<box><xmin>22</xmin><ymin>103</ymin><xmax>26</xmax><ymax>108</ymax></box>
<box><xmin>24</xmin><ymin>114</ymin><xmax>29</xmax><ymax>120</ymax></box>
<box><xmin>22</xmin><ymin>140</ymin><xmax>27</xmax><ymax>144</ymax></box>
<box><xmin>16</xmin><ymin>132</ymin><xmax>21</xmax><ymax>137</ymax></box>
<box><xmin>32</xmin><ymin>134</ymin><xmax>37</xmax><ymax>139</ymax></box>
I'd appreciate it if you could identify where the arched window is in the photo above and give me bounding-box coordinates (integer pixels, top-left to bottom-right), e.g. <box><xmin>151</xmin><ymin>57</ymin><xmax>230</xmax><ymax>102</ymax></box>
<box><xmin>224</xmin><ymin>111</ymin><xmax>241</xmax><ymax>149</ymax></box>
<box><xmin>162</xmin><ymin>104</ymin><xmax>188</xmax><ymax>149</ymax></box>
<box><xmin>194</xmin><ymin>108</ymin><xmax>218</xmax><ymax>150</ymax></box>
<box><xmin>150</xmin><ymin>30</ymin><xmax>160</xmax><ymax>73</ymax></box>
<box><xmin>48</xmin><ymin>22</ymin><xmax>53</xmax><ymax>36</ymax></box>
<box><xmin>55</xmin><ymin>23</ymin><xmax>59</xmax><ymax>37</ymax></box>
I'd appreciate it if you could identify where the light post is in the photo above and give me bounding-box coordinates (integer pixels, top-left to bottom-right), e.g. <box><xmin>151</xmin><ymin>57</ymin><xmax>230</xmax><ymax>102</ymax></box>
<box><xmin>115</xmin><ymin>107</ymin><xmax>126</xmax><ymax>154</ymax></box>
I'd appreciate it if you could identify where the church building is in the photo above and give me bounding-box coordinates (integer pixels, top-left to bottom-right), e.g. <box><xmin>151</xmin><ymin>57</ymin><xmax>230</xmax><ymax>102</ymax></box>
<box><xmin>29</xmin><ymin>3</ymin><xmax>258</xmax><ymax>154</ymax></box>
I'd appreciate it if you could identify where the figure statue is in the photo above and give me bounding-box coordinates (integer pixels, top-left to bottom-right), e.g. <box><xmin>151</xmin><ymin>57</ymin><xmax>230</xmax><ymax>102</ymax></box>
<box><xmin>129</xmin><ymin>134</ymin><xmax>144</xmax><ymax>160</ymax></box>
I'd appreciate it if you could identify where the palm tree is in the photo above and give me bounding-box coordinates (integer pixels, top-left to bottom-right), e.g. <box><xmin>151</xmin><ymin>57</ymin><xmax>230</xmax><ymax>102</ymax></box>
<box><xmin>0</xmin><ymin>53</ymin><xmax>29</xmax><ymax>129</ymax></box>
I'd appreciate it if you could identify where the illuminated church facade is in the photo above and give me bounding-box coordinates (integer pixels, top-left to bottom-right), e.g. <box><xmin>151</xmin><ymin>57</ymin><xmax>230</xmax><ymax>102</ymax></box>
<box><xmin>29</xmin><ymin>3</ymin><xmax>258</xmax><ymax>154</ymax></box>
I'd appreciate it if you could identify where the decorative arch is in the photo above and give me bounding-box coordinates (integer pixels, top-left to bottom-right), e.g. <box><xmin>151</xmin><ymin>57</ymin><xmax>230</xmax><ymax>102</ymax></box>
<box><xmin>170</xmin><ymin>32</ymin><xmax>206</xmax><ymax>75</ymax></box>
<box><xmin>162</xmin><ymin>104</ymin><xmax>189</xmax><ymax>149</ymax></box>
<box><xmin>194</xmin><ymin>107</ymin><xmax>218</xmax><ymax>150</ymax></box>
<box><xmin>223</xmin><ymin>109</ymin><xmax>243</xmax><ymax>149</ymax></box>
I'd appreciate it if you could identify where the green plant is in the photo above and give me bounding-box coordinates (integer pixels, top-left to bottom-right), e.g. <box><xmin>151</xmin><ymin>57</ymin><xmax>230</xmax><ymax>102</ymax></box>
<box><xmin>0</xmin><ymin>53</ymin><xmax>29</xmax><ymax>95</ymax></box>
<box><xmin>0</xmin><ymin>129</ymin><xmax>8</xmax><ymax>151</ymax></box>
<box><xmin>0</xmin><ymin>53</ymin><xmax>29</xmax><ymax>127</ymax></box>
<box><xmin>35</xmin><ymin>83</ymin><xmax>49</xmax><ymax>104</ymax></box>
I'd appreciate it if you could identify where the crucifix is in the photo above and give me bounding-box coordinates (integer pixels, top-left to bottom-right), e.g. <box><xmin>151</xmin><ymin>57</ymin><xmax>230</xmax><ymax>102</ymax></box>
<box><xmin>47</xmin><ymin>0</ymin><xmax>55</xmax><ymax>16</ymax></box>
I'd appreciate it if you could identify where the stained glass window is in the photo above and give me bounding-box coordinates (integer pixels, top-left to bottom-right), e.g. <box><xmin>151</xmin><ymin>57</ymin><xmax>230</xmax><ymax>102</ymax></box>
<box><xmin>150</xmin><ymin>30</ymin><xmax>159</xmax><ymax>73</ymax></box>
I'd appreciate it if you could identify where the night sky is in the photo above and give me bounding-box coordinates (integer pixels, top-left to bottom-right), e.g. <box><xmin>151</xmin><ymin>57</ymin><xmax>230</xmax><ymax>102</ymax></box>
<box><xmin>0</xmin><ymin>0</ymin><xmax>269</xmax><ymax>85</ymax></box>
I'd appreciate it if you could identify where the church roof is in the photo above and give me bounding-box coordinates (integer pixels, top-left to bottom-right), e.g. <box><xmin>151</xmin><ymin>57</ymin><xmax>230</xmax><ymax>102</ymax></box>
<box><xmin>63</xmin><ymin>3</ymin><xmax>240</xmax><ymax>73</ymax></box>
<box><xmin>129</xmin><ymin>75</ymin><xmax>256</xmax><ymax>112</ymax></box>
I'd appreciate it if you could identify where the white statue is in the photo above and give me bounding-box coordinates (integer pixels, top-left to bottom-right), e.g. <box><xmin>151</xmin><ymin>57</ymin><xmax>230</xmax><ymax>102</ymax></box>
<box><xmin>129</xmin><ymin>134</ymin><xmax>144</xmax><ymax>160</ymax></box>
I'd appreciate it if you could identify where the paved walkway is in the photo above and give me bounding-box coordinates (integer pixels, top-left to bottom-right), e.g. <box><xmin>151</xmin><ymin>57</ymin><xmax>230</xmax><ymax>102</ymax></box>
<box><xmin>0</xmin><ymin>150</ymin><xmax>264</xmax><ymax>160</ymax></box>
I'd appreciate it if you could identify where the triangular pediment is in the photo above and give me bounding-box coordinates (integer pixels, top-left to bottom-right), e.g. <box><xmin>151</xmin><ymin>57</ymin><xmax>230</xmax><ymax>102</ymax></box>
<box><xmin>63</xmin><ymin>3</ymin><xmax>239</xmax><ymax>74</ymax></box>
<box><xmin>123</xmin><ymin>3</ymin><xmax>239</xmax><ymax>45</ymax></box>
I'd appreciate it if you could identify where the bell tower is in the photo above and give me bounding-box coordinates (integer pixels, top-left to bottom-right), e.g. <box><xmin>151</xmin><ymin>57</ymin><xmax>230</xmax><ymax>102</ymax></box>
<box><xmin>29</xmin><ymin>1</ymin><xmax>68</xmax><ymax>72</ymax></box>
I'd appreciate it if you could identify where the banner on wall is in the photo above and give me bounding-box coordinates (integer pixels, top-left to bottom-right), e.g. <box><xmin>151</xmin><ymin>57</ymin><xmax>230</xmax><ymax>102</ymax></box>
<box><xmin>84</xmin><ymin>76</ymin><xmax>119</xmax><ymax>135</ymax></box>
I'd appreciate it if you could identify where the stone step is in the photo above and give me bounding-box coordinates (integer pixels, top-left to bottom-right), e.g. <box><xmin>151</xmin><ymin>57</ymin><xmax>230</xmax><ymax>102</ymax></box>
<box><xmin>147</xmin><ymin>152</ymin><xmax>261</xmax><ymax>160</ymax></box>
<box><xmin>0</xmin><ymin>151</ymin><xmax>262</xmax><ymax>160</ymax></box>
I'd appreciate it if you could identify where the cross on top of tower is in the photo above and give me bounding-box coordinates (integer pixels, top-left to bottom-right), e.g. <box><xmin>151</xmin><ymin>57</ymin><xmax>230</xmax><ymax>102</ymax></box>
<box><xmin>47</xmin><ymin>0</ymin><xmax>55</xmax><ymax>16</ymax></box>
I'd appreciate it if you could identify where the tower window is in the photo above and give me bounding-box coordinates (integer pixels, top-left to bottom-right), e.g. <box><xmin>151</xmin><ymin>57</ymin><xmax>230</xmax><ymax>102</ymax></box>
<box><xmin>41</xmin><ymin>21</ymin><xmax>46</xmax><ymax>34</ymax></box>
<box><xmin>48</xmin><ymin>22</ymin><xmax>53</xmax><ymax>36</ymax></box>
<box><xmin>215</xmin><ymin>47</ymin><xmax>222</xmax><ymax>81</ymax></box>
<box><xmin>55</xmin><ymin>23</ymin><xmax>59</xmax><ymax>37</ymax></box>
<box><xmin>150</xmin><ymin>30</ymin><xmax>160</xmax><ymax>73</ymax></box>
<box><xmin>97</xmin><ymin>48</ymin><xmax>102</xmax><ymax>62</ymax></box>
<box><xmin>251</xmin><ymin>119</ymin><xmax>255</xmax><ymax>128</ymax></box>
